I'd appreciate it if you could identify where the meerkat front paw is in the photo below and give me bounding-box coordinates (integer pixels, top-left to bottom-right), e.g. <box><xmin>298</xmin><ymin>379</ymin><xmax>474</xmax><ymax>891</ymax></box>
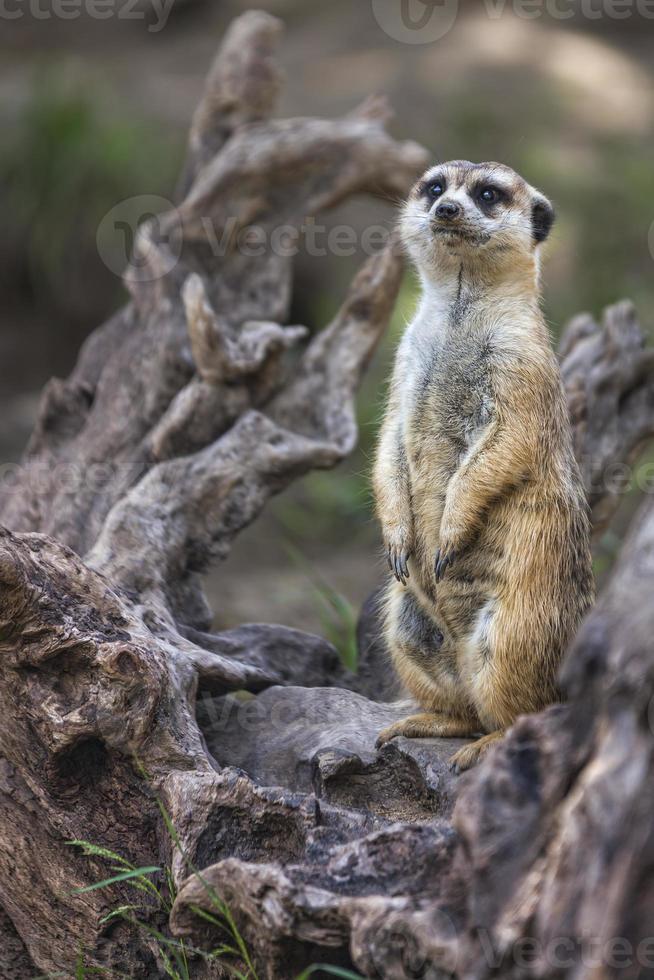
<box><xmin>384</xmin><ymin>528</ymin><xmax>412</xmax><ymax>585</ymax></box>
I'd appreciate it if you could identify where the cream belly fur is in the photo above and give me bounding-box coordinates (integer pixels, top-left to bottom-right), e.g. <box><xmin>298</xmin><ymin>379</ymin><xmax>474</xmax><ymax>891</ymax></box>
<box><xmin>373</xmin><ymin>160</ymin><xmax>594</xmax><ymax>771</ymax></box>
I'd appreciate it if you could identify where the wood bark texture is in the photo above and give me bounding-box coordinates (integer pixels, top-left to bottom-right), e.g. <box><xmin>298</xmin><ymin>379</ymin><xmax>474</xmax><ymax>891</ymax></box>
<box><xmin>1</xmin><ymin>12</ymin><xmax>654</xmax><ymax>980</ymax></box>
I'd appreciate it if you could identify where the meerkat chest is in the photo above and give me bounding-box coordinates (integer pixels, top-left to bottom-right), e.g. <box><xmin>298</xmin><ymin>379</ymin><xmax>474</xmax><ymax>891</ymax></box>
<box><xmin>401</xmin><ymin>317</ymin><xmax>495</xmax><ymax>463</ymax></box>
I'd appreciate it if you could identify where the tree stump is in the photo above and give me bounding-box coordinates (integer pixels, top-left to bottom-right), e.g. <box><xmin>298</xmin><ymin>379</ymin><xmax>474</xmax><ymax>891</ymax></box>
<box><xmin>1</xmin><ymin>12</ymin><xmax>654</xmax><ymax>979</ymax></box>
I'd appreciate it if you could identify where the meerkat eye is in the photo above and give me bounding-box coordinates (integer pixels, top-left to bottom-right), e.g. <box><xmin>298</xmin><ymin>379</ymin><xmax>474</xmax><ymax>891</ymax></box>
<box><xmin>479</xmin><ymin>187</ymin><xmax>498</xmax><ymax>203</ymax></box>
<box><xmin>427</xmin><ymin>182</ymin><xmax>444</xmax><ymax>199</ymax></box>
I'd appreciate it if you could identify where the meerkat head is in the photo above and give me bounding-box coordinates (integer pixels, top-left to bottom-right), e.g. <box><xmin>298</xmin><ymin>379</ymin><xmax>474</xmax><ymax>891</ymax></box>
<box><xmin>400</xmin><ymin>160</ymin><xmax>554</xmax><ymax>279</ymax></box>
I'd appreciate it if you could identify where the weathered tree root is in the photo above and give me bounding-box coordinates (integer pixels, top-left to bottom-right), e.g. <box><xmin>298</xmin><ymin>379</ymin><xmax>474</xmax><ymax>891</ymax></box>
<box><xmin>1</xmin><ymin>10</ymin><xmax>654</xmax><ymax>980</ymax></box>
<box><xmin>0</xmin><ymin>10</ymin><xmax>429</xmax><ymax>977</ymax></box>
<box><xmin>560</xmin><ymin>299</ymin><xmax>654</xmax><ymax>531</ymax></box>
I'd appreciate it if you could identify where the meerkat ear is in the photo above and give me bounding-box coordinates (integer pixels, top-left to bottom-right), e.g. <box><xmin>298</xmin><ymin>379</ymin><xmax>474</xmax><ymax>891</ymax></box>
<box><xmin>532</xmin><ymin>194</ymin><xmax>555</xmax><ymax>244</ymax></box>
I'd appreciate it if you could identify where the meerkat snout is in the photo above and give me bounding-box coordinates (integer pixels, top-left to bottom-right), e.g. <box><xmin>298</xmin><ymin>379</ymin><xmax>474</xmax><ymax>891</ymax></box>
<box><xmin>433</xmin><ymin>200</ymin><xmax>462</xmax><ymax>221</ymax></box>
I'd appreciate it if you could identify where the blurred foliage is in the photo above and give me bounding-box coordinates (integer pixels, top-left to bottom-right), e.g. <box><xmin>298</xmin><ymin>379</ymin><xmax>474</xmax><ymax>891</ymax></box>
<box><xmin>271</xmin><ymin>271</ymin><xmax>420</xmax><ymax>545</ymax></box>
<box><xmin>0</xmin><ymin>70</ymin><xmax>181</xmax><ymax>327</ymax></box>
<box><xmin>440</xmin><ymin>81</ymin><xmax>653</xmax><ymax>333</ymax></box>
<box><xmin>593</xmin><ymin>442</ymin><xmax>654</xmax><ymax>583</ymax></box>
<box><xmin>284</xmin><ymin>543</ymin><xmax>359</xmax><ymax>671</ymax></box>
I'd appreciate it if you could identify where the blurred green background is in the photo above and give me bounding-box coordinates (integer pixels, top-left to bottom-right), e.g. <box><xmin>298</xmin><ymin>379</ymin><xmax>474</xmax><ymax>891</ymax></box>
<box><xmin>1</xmin><ymin>0</ymin><xmax>652</xmax><ymax>642</ymax></box>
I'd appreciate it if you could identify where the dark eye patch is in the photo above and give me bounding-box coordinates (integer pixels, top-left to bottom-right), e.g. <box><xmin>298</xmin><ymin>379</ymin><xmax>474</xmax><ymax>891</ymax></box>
<box><xmin>472</xmin><ymin>184</ymin><xmax>510</xmax><ymax>208</ymax></box>
<box><xmin>419</xmin><ymin>176</ymin><xmax>447</xmax><ymax>199</ymax></box>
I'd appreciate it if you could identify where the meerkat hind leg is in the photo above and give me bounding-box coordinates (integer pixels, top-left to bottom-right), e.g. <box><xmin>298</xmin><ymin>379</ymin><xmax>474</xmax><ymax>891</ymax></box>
<box><xmin>376</xmin><ymin>712</ymin><xmax>478</xmax><ymax>747</ymax></box>
<box><xmin>378</xmin><ymin>588</ymin><xmax>480</xmax><ymax>748</ymax></box>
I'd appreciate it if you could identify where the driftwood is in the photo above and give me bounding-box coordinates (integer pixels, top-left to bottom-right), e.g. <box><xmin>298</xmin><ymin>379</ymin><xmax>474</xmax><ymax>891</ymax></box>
<box><xmin>1</xmin><ymin>11</ymin><xmax>654</xmax><ymax>979</ymax></box>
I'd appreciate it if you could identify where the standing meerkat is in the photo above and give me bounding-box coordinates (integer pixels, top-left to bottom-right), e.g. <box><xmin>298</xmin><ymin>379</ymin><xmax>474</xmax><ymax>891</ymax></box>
<box><xmin>373</xmin><ymin>160</ymin><xmax>594</xmax><ymax>771</ymax></box>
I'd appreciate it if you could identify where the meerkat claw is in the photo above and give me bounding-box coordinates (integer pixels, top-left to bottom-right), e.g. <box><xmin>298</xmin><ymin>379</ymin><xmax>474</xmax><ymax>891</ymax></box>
<box><xmin>375</xmin><ymin>727</ymin><xmax>396</xmax><ymax>748</ymax></box>
<box><xmin>388</xmin><ymin>546</ymin><xmax>402</xmax><ymax>583</ymax></box>
<box><xmin>388</xmin><ymin>546</ymin><xmax>410</xmax><ymax>585</ymax></box>
<box><xmin>396</xmin><ymin>551</ymin><xmax>409</xmax><ymax>584</ymax></box>
<box><xmin>434</xmin><ymin>548</ymin><xmax>455</xmax><ymax>581</ymax></box>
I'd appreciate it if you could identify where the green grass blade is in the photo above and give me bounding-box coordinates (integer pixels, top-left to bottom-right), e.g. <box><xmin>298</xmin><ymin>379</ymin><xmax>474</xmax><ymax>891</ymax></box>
<box><xmin>122</xmin><ymin>916</ymin><xmax>207</xmax><ymax>962</ymax></box>
<box><xmin>208</xmin><ymin>943</ymin><xmax>242</xmax><ymax>958</ymax></box>
<box><xmin>156</xmin><ymin>798</ymin><xmax>258</xmax><ymax>973</ymax></box>
<box><xmin>159</xmin><ymin>947</ymin><xmax>180</xmax><ymax>980</ymax></box>
<box><xmin>164</xmin><ymin>865</ymin><xmax>177</xmax><ymax>908</ymax></box>
<box><xmin>98</xmin><ymin>904</ymin><xmax>142</xmax><ymax>925</ymax></box>
<box><xmin>295</xmin><ymin>968</ymin><xmax>365</xmax><ymax>980</ymax></box>
<box><xmin>72</xmin><ymin>866</ymin><xmax>161</xmax><ymax>894</ymax></box>
<box><xmin>66</xmin><ymin>840</ymin><xmax>134</xmax><ymax>870</ymax></box>
<box><xmin>147</xmin><ymin>790</ymin><xmax>259</xmax><ymax>979</ymax></box>
<box><xmin>283</xmin><ymin>541</ymin><xmax>358</xmax><ymax>672</ymax></box>
<box><xmin>156</xmin><ymin>797</ymin><xmax>184</xmax><ymax>852</ymax></box>
<box><xmin>188</xmin><ymin>901</ymin><xmax>256</xmax><ymax>976</ymax></box>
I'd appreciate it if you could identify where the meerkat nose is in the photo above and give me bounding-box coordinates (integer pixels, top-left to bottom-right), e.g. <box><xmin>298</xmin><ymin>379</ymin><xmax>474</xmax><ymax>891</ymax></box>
<box><xmin>435</xmin><ymin>201</ymin><xmax>462</xmax><ymax>220</ymax></box>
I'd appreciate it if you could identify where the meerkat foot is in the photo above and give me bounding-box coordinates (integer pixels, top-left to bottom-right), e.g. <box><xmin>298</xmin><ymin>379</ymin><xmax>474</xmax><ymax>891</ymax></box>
<box><xmin>376</xmin><ymin>712</ymin><xmax>476</xmax><ymax>747</ymax></box>
<box><xmin>449</xmin><ymin>731</ymin><xmax>504</xmax><ymax>773</ymax></box>
<box><xmin>434</xmin><ymin>547</ymin><xmax>456</xmax><ymax>582</ymax></box>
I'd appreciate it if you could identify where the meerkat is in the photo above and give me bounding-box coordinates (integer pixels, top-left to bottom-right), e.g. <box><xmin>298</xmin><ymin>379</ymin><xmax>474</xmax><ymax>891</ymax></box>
<box><xmin>373</xmin><ymin>160</ymin><xmax>594</xmax><ymax>772</ymax></box>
